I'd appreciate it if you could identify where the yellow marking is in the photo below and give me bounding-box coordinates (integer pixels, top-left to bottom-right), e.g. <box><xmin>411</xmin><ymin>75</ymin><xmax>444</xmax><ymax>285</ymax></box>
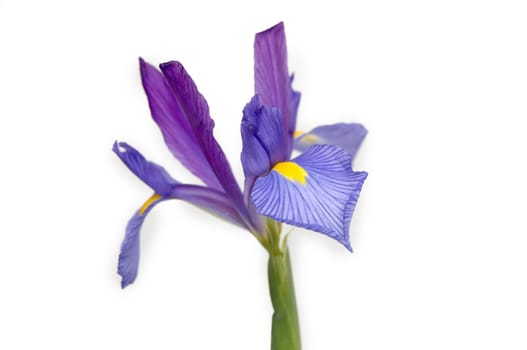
<box><xmin>302</xmin><ymin>133</ymin><xmax>320</xmax><ymax>144</ymax></box>
<box><xmin>139</xmin><ymin>194</ymin><xmax>162</xmax><ymax>215</ymax></box>
<box><xmin>294</xmin><ymin>131</ymin><xmax>319</xmax><ymax>144</ymax></box>
<box><xmin>273</xmin><ymin>162</ymin><xmax>308</xmax><ymax>185</ymax></box>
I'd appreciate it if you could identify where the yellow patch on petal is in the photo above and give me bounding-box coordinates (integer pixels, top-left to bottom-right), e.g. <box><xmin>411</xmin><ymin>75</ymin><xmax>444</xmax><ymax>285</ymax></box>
<box><xmin>301</xmin><ymin>133</ymin><xmax>320</xmax><ymax>144</ymax></box>
<box><xmin>273</xmin><ymin>162</ymin><xmax>308</xmax><ymax>185</ymax></box>
<box><xmin>293</xmin><ymin>130</ymin><xmax>304</xmax><ymax>139</ymax></box>
<box><xmin>294</xmin><ymin>130</ymin><xmax>320</xmax><ymax>144</ymax></box>
<box><xmin>139</xmin><ymin>194</ymin><xmax>162</xmax><ymax>216</ymax></box>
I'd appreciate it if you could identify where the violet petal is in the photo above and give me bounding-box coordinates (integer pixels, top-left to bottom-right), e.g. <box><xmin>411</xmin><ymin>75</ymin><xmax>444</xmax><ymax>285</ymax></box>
<box><xmin>241</xmin><ymin>95</ymin><xmax>287</xmax><ymax>177</ymax></box>
<box><xmin>251</xmin><ymin>145</ymin><xmax>368</xmax><ymax>251</ymax></box>
<box><xmin>294</xmin><ymin>123</ymin><xmax>367</xmax><ymax>160</ymax></box>
<box><xmin>254</xmin><ymin>22</ymin><xmax>297</xmax><ymax>155</ymax></box>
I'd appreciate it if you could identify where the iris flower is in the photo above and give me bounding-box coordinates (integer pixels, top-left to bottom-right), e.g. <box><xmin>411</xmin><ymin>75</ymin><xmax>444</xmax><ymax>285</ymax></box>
<box><xmin>114</xmin><ymin>22</ymin><xmax>367</xmax><ymax>350</ymax></box>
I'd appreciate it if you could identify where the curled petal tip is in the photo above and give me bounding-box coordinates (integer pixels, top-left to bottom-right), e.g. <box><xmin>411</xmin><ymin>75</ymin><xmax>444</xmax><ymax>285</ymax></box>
<box><xmin>113</xmin><ymin>141</ymin><xmax>178</xmax><ymax>196</ymax></box>
<box><xmin>159</xmin><ymin>60</ymin><xmax>183</xmax><ymax>71</ymax></box>
<box><xmin>112</xmin><ymin>141</ymin><xmax>130</xmax><ymax>154</ymax></box>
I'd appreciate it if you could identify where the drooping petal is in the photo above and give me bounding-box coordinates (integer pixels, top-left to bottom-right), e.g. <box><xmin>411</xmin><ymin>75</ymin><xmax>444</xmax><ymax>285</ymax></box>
<box><xmin>118</xmin><ymin>184</ymin><xmax>249</xmax><ymax>288</ymax></box>
<box><xmin>139</xmin><ymin>58</ymin><xmax>222</xmax><ymax>191</ymax></box>
<box><xmin>240</xmin><ymin>95</ymin><xmax>287</xmax><ymax>177</ymax></box>
<box><xmin>254</xmin><ymin>22</ymin><xmax>297</xmax><ymax>155</ymax></box>
<box><xmin>113</xmin><ymin>141</ymin><xmax>178</xmax><ymax>196</ymax></box>
<box><xmin>118</xmin><ymin>194</ymin><xmax>166</xmax><ymax>288</ymax></box>
<box><xmin>294</xmin><ymin>123</ymin><xmax>368</xmax><ymax>160</ymax></box>
<box><xmin>158</xmin><ymin>61</ymin><xmax>252</xmax><ymax>228</ymax></box>
<box><xmin>251</xmin><ymin>145</ymin><xmax>368</xmax><ymax>250</ymax></box>
<box><xmin>113</xmin><ymin>141</ymin><xmax>248</xmax><ymax>228</ymax></box>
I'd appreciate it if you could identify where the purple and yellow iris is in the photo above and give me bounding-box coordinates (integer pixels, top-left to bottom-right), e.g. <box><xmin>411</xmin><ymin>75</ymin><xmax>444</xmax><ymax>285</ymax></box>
<box><xmin>114</xmin><ymin>22</ymin><xmax>368</xmax><ymax>288</ymax></box>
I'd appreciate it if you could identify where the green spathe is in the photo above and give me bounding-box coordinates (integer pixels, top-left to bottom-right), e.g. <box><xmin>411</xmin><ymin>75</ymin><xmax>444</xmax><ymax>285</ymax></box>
<box><xmin>265</xmin><ymin>220</ymin><xmax>302</xmax><ymax>350</ymax></box>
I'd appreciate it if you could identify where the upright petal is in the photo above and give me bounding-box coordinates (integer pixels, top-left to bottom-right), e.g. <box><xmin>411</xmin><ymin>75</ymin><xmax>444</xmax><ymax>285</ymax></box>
<box><xmin>139</xmin><ymin>58</ymin><xmax>222</xmax><ymax>190</ymax></box>
<box><xmin>240</xmin><ymin>95</ymin><xmax>287</xmax><ymax>177</ymax></box>
<box><xmin>158</xmin><ymin>61</ymin><xmax>252</xmax><ymax>228</ymax></box>
<box><xmin>251</xmin><ymin>145</ymin><xmax>368</xmax><ymax>250</ymax></box>
<box><xmin>290</xmin><ymin>75</ymin><xmax>301</xmax><ymax>127</ymax></box>
<box><xmin>113</xmin><ymin>141</ymin><xmax>178</xmax><ymax>196</ymax></box>
<box><xmin>294</xmin><ymin>123</ymin><xmax>367</xmax><ymax>160</ymax></box>
<box><xmin>241</xmin><ymin>126</ymin><xmax>270</xmax><ymax>177</ymax></box>
<box><xmin>254</xmin><ymin>22</ymin><xmax>297</xmax><ymax>155</ymax></box>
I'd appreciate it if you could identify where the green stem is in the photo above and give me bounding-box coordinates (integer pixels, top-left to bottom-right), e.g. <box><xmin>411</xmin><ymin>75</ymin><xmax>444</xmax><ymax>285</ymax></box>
<box><xmin>267</xmin><ymin>240</ymin><xmax>302</xmax><ymax>350</ymax></box>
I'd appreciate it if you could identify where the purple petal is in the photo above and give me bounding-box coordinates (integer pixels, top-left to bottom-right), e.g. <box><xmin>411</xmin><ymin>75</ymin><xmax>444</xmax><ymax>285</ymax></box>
<box><xmin>254</xmin><ymin>22</ymin><xmax>297</xmax><ymax>155</ymax></box>
<box><xmin>251</xmin><ymin>145</ymin><xmax>368</xmax><ymax>250</ymax></box>
<box><xmin>240</xmin><ymin>95</ymin><xmax>287</xmax><ymax>177</ymax></box>
<box><xmin>290</xmin><ymin>75</ymin><xmax>301</xmax><ymax>127</ymax></box>
<box><xmin>158</xmin><ymin>61</ymin><xmax>252</xmax><ymax>228</ymax></box>
<box><xmin>118</xmin><ymin>194</ymin><xmax>166</xmax><ymax>288</ymax></box>
<box><xmin>139</xmin><ymin>58</ymin><xmax>223</xmax><ymax>190</ymax></box>
<box><xmin>119</xmin><ymin>185</ymin><xmax>248</xmax><ymax>288</ymax></box>
<box><xmin>241</xmin><ymin>127</ymin><xmax>270</xmax><ymax>177</ymax></box>
<box><xmin>294</xmin><ymin>123</ymin><xmax>367</xmax><ymax>160</ymax></box>
<box><xmin>113</xmin><ymin>141</ymin><xmax>178</xmax><ymax>196</ymax></box>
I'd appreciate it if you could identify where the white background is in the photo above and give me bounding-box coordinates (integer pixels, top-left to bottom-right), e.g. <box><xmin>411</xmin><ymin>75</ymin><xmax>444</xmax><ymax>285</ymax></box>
<box><xmin>1</xmin><ymin>0</ymin><xmax>526</xmax><ymax>349</ymax></box>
